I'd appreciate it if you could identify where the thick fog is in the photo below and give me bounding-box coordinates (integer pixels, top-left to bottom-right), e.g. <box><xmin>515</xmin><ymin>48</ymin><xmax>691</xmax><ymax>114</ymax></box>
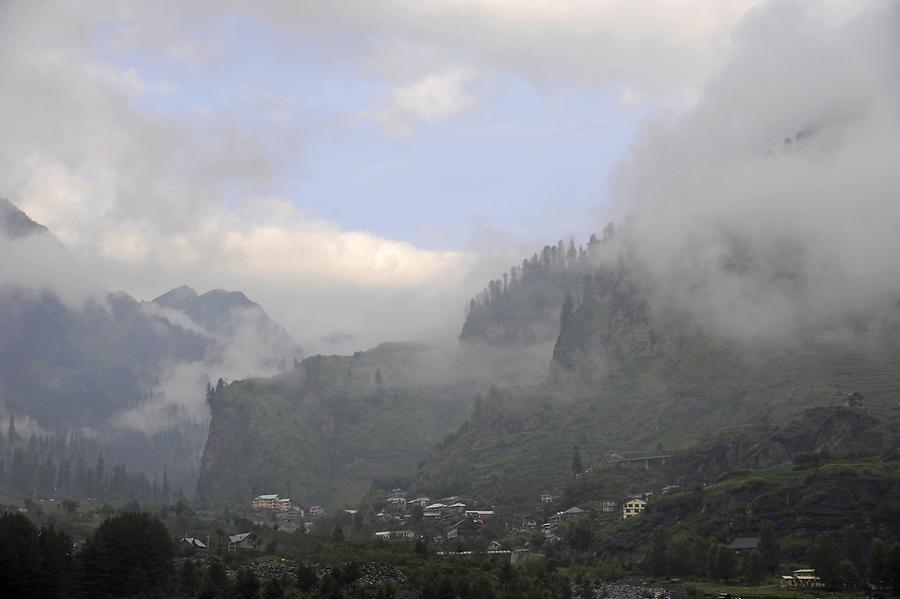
<box><xmin>615</xmin><ymin>1</ymin><xmax>900</xmax><ymax>339</ymax></box>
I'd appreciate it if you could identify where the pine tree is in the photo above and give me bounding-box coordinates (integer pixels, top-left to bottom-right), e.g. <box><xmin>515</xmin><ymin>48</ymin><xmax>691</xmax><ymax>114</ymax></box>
<box><xmin>842</xmin><ymin>524</ymin><xmax>864</xmax><ymax>573</ymax></box>
<box><xmin>571</xmin><ymin>445</ymin><xmax>583</xmax><ymax>477</ymax></box>
<box><xmin>759</xmin><ymin>521</ymin><xmax>780</xmax><ymax>573</ymax></box>
<box><xmin>80</xmin><ymin>512</ymin><xmax>174</xmax><ymax>597</ymax></box>
<box><xmin>178</xmin><ymin>559</ymin><xmax>199</xmax><ymax>598</ymax></box>
<box><xmin>807</xmin><ymin>533</ymin><xmax>841</xmax><ymax>588</ymax></box>
<box><xmin>6</xmin><ymin>414</ymin><xmax>17</xmax><ymax>443</ymax></box>
<box><xmin>744</xmin><ymin>549</ymin><xmax>764</xmax><ymax>585</ymax></box>
<box><xmin>95</xmin><ymin>454</ymin><xmax>105</xmax><ymax>496</ymax></box>
<box><xmin>235</xmin><ymin>567</ymin><xmax>260</xmax><ymax>599</ymax></box>
<box><xmin>867</xmin><ymin>538</ymin><xmax>888</xmax><ymax>583</ymax></box>
<box><xmin>646</xmin><ymin>527</ymin><xmax>670</xmax><ymax>576</ymax></box>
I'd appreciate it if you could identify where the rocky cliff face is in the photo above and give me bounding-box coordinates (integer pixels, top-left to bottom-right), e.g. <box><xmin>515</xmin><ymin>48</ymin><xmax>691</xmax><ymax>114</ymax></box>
<box><xmin>745</xmin><ymin>406</ymin><xmax>894</xmax><ymax>468</ymax></box>
<box><xmin>667</xmin><ymin>406</ymin><xmax>900</xmax><ymax>484</ymax></box>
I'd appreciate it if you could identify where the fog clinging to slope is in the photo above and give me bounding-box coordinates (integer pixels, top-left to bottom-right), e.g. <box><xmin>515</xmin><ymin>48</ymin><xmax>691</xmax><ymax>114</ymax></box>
<box><xmin>615</xmin><ymin>1</ymin><xmax>900</xmax><ymax>339</ymax></box>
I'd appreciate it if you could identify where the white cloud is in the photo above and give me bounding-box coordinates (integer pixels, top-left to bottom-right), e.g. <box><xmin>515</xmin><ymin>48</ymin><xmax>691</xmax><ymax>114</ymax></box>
<box><xmin>367</xmin><ymin>67</ymin><xmax>478</xmax><ymax>139</ymax></box>
<box><xmin>233</xmin><ymin>0</ymin><xmax>766</xmax><ymax>101</ymax></box>
<box><xmin>393</xmin><ymin>68</ymin><xmax>478</xmax><ymax>122</ymax></box>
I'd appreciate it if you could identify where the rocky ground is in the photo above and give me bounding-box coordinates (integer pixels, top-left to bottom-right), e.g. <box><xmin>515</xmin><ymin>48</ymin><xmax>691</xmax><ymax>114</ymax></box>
<box><xmin>318</xmin><ymin>561</ymin><xmax>408</xmax><ymax>587</ymax></box>
<box><xmin>573</xmin><ymin>580</ymin><xmax>691</xmax><ymax>599</ymax></box>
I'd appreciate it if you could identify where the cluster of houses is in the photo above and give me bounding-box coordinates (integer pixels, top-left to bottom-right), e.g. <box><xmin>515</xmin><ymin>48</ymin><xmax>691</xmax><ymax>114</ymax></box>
<box><xmin>179</xmin><ymin>532</ymin><xmax>258</xmax><ymax>553</ymax></box>
<box><xmin>375</xmin><ymin>485</ymin><xmax>664</xmax><ymax>548</ymax></box>
<box><xmin>517</xmin><ymin>491</ymin><xmax>653</xmax><ymax>538</ymax></box>
<box><xmin>374</xmin><ymin>488</ymin><xmax>499</xmax><ymax>546</ymax></box>
<box><xmin>379</xmin><ymin>489</ymin><xmax>496</xmax><ymax>522</ymax></box>
<box><xmin>249</xmin><ymin>493</ymin><xmax>325</xmax><ymax>528</ymax></box>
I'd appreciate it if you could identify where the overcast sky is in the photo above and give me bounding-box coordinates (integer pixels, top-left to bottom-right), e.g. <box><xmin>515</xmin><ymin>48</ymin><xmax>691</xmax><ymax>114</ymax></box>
<box><xmin>0</xmin><ymin>0</ymin><xmax>885</xmax><ymax>352</ymax></box>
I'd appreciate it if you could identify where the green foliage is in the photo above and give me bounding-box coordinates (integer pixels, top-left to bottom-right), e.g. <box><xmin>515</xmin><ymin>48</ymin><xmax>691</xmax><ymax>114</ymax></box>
<box><xmin>669</xmin><ymin>536</ymin><xmax>709</xmax><ymax>578</ymax></box>
<box><xmin>563</xmin><ymin>519</ymin><xmax>593</xmax><ymax>552</ymax></box>
<box><xmin>841</xmin><ymin>524</ymin><xmax>864</xmax><ymax>573</ymax></box>
<box><xmin>743</xmin><ymin>549</ymin><xmax>764</xmax><ymax>585</ymax></box>
<box><xmin>645</xmin><ymin>527</ymin><xmax>670</xmax><ymax>577</ymax></box>
<box><xmin>0</xmin><ymin>512</ymin><xmax>43</xmax><ymax>597</ymax></box>
<box><xmin>806</xmin><ymin>533</ymin><xmax>841</xmax><ymax>588</ymax></box>
<box><xmin>198</xmin><ymin>558</ymin><xmax>230</xmax><ymax>599</ymax></box>
<box><xmin>707</xmin><ymin>543</ymin><xmax>736</xmax><ymax>582</ymax></box>
<box><xmin>887</xmin><ymin>544</ymin><xmax>900</xmax><ymax>591</ymax></box>
<box><xmin>758</xmin><ymin>521</ymin><xmax>780</xmax><ymax>574</ymax></box>
<box><xmin>837</xmin><ymin>559</ymin><xmax>862</xmax><ymax>590</ymax></box>
<box><xmin>235</xmin><ymin>566</ymin><xmax>261</xmax><ymax>599</ymax></box>
<box><xmin>867</xmin><ymin>537</ymin><xmax>888</xmax><ymax>582</ymax></box>
<box><xmin>570</xmin><ymin>445</ymin><xmax>583</xmax><ymax>477</ymax></box>
<box><xmin>178</xmin><ymin>558</ymin><xmax>199</xmax><ymax>597</ymax></box>
<box><xmin>80</xmin><ymin>511</ymin><xmax>174</xmax><ymax>598</ymax></box>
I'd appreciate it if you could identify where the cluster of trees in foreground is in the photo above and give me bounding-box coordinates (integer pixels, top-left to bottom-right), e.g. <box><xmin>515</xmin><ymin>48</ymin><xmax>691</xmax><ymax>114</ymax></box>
<box><xmin>641</xmin><ymin>521</ymin><xmax>900</xmax><ymax>592</ymax></box>
<box><xmin>5</xmin><ymin>502</ymin><xmax>900</xmax><ymax>598</ymax></box>
<box><xmin>0</xmin><ymin>508</ymin><xmax>578</xmax><ymax>599</ymax></box>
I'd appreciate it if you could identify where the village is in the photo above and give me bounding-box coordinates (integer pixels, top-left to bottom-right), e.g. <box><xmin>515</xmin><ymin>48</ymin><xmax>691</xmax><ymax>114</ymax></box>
<box><xmin>173</xmin><ymin>484</ymin><xmax>827</xmax><ymax>588</ymax></box>
<box><xmin>168</xmin><ymin>439</ymin><xmax>863</xmax><ymax>591</ymax></box>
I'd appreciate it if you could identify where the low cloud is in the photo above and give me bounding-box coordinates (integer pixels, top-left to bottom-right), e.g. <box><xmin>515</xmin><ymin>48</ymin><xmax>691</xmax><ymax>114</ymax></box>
<box><xmin>615</xmin><ymin>0</ymin><xmax>900</xmax><ymax>339</ymax></box>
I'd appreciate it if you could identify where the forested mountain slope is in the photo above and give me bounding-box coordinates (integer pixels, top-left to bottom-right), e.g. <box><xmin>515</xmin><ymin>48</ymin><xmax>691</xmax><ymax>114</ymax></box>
<box><xmin>197</xmin><ymin>343</ymin><xmax>474</xmax><ymax>507</ymax></box>
<box><xmin>194</xmin><ymin>231</ymin><xmax>622</xmax><ymax>507</ymax></box>
<box><xmin>415</xmin><ymin>254</ymin><xmax>900</xmax><ymax>508</ymax></box>
<box><xmin>460</xmin><ymin>224</ymin><xmax>616</xmax><ymax>347</ymax></box>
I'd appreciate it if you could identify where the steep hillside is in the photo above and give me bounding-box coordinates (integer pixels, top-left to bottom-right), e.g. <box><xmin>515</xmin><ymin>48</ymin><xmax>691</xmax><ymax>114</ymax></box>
<box><xmin>197</xmin><ymin>343</ymin><xmax>475</xmax><ymax>507</ymax></box>
<box><xmin>459</xmin><ymin>225</ymin><xmax>615</xmax><ymax>347</ymax></box>
<box><xmin>414</xmin><ymin>259</ymin><xmax>900</xmax><ymax>507</ymax></box>
<box><xmin>193</xmin><ymin>230</ymin><xmax>624</xmax><ymax>508</ymax></box>
<box><xmin>599</xmin><ymin>452</ymin><xmax>900</xmax><ymax>561</ymax></box>
<box><xmin>558</xmin><ymin>404</ymin><xmax>900</xmax><ymax>509</ymax></box>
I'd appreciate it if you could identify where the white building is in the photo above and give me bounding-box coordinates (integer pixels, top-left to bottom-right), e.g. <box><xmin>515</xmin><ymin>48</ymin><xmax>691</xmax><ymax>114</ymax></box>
<box><xmin>622</xmin><ymin>498</ymin><xmax>647</xmax><ymax>519</ymax></box>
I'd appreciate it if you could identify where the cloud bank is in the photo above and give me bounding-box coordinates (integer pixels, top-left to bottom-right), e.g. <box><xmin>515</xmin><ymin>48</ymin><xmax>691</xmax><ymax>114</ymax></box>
<box><xmin>2</xmin><ymin>0</ymin><xmax>885</xmax><ymax>355</ymax></box>
<box><xmin>616</xmin><ymin>0</ymin><xmax>900</xmax><ymax>338</ymax></box>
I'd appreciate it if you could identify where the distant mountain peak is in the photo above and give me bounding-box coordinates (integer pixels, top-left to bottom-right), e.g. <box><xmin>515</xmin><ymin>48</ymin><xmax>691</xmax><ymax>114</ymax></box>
<box><xmin>0</xmin><ymin>197</ymin><xmax>51</xmax><ymax>239</ymax></box>
<box><xmin>152</xmin><ymin>285</ymin><xmax>199</xmax><ymax>308</ymax></box>
<box><xmin>200</xmin><ymin>288</ymin><xmax>253</xmax><ymax>307</ymax></box>
<box><xmin>150</xmin><ymin>285</ymin><xmax>297</xmax><ymax>351</ymax></box>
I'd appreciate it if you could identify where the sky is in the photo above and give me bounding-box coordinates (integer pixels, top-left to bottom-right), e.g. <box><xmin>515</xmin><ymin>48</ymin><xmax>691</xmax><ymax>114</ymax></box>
<box><xmin>0</xmin><ymin>0</ymin><xmax>888</xmax><ymax>353</ymax></box>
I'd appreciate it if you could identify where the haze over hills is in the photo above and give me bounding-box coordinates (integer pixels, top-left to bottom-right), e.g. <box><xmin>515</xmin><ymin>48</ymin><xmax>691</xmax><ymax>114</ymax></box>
<box><xmin>5</xmin><ymin>2</ymin><xmax>900</xmax><ymax>597</ymax></box>
<box><xmin>196</xmin><ymin>219</ymin><xmax>900</xmax><ymax>510</ymax></box>
<box><xmin>0</xmin><ymin>200</ymin><xmax>302</xmax><ymax>489</ymax></box>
